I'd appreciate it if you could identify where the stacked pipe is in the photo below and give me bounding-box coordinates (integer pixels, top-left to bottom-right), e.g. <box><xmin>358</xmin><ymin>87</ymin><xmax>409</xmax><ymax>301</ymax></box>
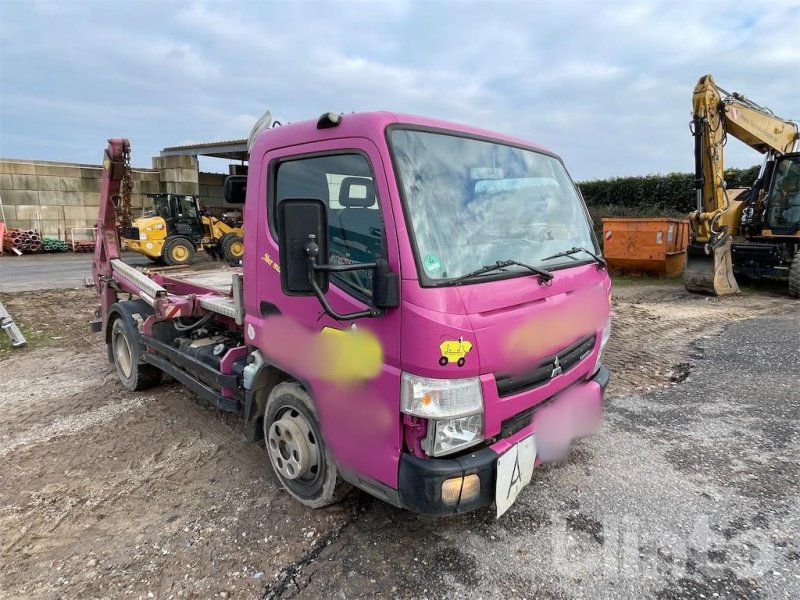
<box><xmin>43</xmin><ymin>236</ymin><xmax>69</xmax><ymax>252</ymax></box>
<box><xmin>73</xmin><ymin>240</ymin><xmax>96</xmax><ymax>253</ymax></box>
<box><xmin>2</xmin><ymin>228</ymin><xmax>43</xmax><ymax>254</ymax></box>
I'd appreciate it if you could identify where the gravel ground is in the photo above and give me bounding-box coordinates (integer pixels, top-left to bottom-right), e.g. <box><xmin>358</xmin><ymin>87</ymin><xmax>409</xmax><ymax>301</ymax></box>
<box><xmin>278</xmin><ymin>313</ymin><xmax>799</xmax><ymax>599</ymax></box>
<box><xmin>0</xmin><ymin>281</ymin><xmax>797</xmax><ymax>599</ymax></box>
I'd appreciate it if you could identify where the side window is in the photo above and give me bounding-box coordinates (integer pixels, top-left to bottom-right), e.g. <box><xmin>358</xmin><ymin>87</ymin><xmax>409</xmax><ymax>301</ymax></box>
<box><xmin>274</xmin><ymin>153</ymin><xmax>384</xmax><ymax>297</ymax></box>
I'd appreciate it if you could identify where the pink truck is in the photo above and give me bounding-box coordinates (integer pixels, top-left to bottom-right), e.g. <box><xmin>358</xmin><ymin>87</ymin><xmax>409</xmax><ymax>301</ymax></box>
<box><xmin>92</xmin><ymin>112</ymin><xmax>611</xmax><ymax>517</ymax></box>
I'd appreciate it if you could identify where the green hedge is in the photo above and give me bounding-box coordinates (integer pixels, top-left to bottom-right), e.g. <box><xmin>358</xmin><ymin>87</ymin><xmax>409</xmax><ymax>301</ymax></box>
<box><xmin>578</xmin><ymin>165</ymin><xmax>760</xmax><ymax>214</ymax></box>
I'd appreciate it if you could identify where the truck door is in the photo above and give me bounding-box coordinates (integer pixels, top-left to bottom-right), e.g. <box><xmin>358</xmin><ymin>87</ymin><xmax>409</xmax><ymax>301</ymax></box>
<box><xmin>249</xmin><ymin>138</ymin><xmax>403</xmax><ymax>490</ymax></box>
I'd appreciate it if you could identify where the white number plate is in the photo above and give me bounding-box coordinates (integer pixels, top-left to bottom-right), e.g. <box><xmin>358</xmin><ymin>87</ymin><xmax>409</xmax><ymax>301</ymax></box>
<box><xmin>495</xmin><ymin>435</ymin><xmax>536</xmax><ymax>518</ymax></box>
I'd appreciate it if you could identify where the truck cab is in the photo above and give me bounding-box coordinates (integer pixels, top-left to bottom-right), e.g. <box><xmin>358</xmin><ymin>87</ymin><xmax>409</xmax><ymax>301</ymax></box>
<box><xmin>94</xmin><ymin>111</ymin><xmax>611</xmax><ymax>517</ymax></box>
<box><xmin>242</xmin><ymin>112</ymin><xmax>611</xmax><ymax>515</ymax></box>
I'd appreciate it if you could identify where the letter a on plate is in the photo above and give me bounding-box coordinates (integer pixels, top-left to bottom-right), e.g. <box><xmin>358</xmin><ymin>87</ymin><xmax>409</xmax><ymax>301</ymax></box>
<box><xmin>495</xmin><ymin>436</ymin><xmax>536</xmax><ymax>517</ymax></box>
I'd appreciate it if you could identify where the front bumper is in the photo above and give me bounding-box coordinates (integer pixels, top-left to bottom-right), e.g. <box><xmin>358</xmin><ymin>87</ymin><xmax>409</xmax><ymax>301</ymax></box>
<box><xmin>397</xmin><ymin>366</ymin><xmax>609</xmax><ymax>516</ymax></box>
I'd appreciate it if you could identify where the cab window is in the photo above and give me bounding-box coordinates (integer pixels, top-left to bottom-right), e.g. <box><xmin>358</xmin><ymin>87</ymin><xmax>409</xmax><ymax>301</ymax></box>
<box><xmin>273</xmin><ymin>153</ymin><xmax>384</xmax><ymax>297</ymax></box>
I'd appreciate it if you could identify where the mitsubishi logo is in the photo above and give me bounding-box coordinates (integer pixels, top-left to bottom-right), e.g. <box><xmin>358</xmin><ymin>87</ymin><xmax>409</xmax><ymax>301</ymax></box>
<box><xmin>551</xmin><ymin>356</ymin><xmax>563</xmax><ymax>378</ymax></box>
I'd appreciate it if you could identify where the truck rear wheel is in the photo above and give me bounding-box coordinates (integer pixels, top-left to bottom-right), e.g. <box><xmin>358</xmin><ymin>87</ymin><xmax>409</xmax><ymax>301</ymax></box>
<box><xmin>163</xmin><ymin>237</ymin><xmax>195</xmax><ymax>266</ymax></box>
<box><xmin>220</xmin><ymin>233</ymin><xmax>244</xmax><ymax>263</ymax></box>
<box><xmin>789</xmin><ymin>248</ymin><xmax>800</xmax><ymax>298</ymax></box>
<box><xmin>263</xmin><ymin>383</ymin><xmax>350</xmax><ymax>508</ymax></box>
<box><xmin>110</xmin><ymin>318</ymin><xmax>161</xmax><ymax>391</ymax></box>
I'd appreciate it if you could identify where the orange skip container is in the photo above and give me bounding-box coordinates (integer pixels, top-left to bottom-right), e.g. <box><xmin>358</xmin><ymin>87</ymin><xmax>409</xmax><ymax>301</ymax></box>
<box><xmin>601</xmin><ymin>218</ymin><xmax>690</xmax><ymax>276</ymax></box>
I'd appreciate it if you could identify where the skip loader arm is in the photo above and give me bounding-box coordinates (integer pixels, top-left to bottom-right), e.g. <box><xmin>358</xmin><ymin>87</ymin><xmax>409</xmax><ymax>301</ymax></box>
<box><xmin>92</xmin><ymin>139</ymin><xmax>131</xmax><ymax>326</ymax></box>
<box><xmin>685</xmin><ymin>74</ymin><xmax>799</xmax><ymax>295</ymax></box>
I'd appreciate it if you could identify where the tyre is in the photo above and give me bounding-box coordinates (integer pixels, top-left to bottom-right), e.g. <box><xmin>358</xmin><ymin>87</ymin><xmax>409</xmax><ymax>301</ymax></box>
<box><xmin>263</xmin><ymin>383</ymin><xmax>350</xmax><ymax>508</ymax></box>
<box><xmin>789</xmin><ymin>248</ymin><xmax>800</xmax><ymax>298</ymax></box>
<box><xmin>162</xmin><ymin>237</ymin><xmax>195</xmax><ymax>266</ymax></box>
<box><xmin>220</xmin><ymin>233</ymin><xmax>244</xmax><ymax>263</ymax></box>
<box><xmin>110</xmin><ymin>318</ymin><xmax>162</xmax><ymax>391</ymax></box>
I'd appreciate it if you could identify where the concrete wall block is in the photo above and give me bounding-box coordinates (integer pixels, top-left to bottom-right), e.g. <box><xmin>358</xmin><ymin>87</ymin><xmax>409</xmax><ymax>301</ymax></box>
<box><xmin>0</xmin><ymin>161</ymin><xmax>37</xmax><ymax>175</ymax></box>
<box><xmin>141</xmin><ymin>181</ymin><xmax>161</xmax><ymax>194</ymax></box>
<box><xmin>39</xmin><ymin>191</ymin><xmax>86</xmax><ymax>206</ymax></box>
<box><xmin>0</xmin><ymin>205</ymin><xmax>16</xmax><ymax>221</ymax></box>
<box><xmin>12</xmin><ymin>175</ymin><xmax>84</xmax><ymax>192</ymax></box>
<box><xmin>207</xmin><ymin>185</ymin><xmax>224</xmax><ymax>199</ymax></box>
<box><xmin>38</xmin><ymin>220</ymin><xmax>63</xmax><ymax>236</ymax></box>
<box><xmin>1</xmin><ymin>189</ymin><xmax>39</xmax><ymax>205</ymax></box>
<box><xmin>80</xmin><ymin>167</ymin><xmax>103</xmax><ymax>179</ymax></box>
<box><xmin>15</xmin><ymin>204</ymin><xmax>63</xmax><ymax>221</ymax></box>
<box><xmin>78</xmin><ymin>177</ymin><xmax>101</xmax><ymax>193</ymax></box>
<box><xmin>181</xmin><ymin>168</ymin><xmax>199</xmax><ymax>184</ymax></box>
<box><xmin>11</xmin><ymin>174</ymin><xmax>48</xmax><ymax>191</ymax></box>
<box><xmin>154</xmin><ymin>155</ymin><xmax>198</xmax><ymax>170</ymax></box>
<box><xmin>135</xmin><ymin>170</ymin><xmax>160</xmax><ymax>182</ymax></box>
<box><xmin>34</xmin><ymin>164</ymin><xmax>82</xmax><ymax>178</ymax></box>
<box><xmin>0</xmin><ymin>174</ymin><xmax>13</xmax><ymax>190</ymax></box>
<box><xmin>83</xmin><ymin>193</ymin><xmax>100</xmax><ymax>207</ymax></box>
<box><xmin>199</xmin><ymin>172</ymin><xmax>226</xmax><ymax>185</ymax></box>
<box><xmin>62</xmin><ymin>206</ymin><xmax>101</xmax><ymax>221</ymax></box>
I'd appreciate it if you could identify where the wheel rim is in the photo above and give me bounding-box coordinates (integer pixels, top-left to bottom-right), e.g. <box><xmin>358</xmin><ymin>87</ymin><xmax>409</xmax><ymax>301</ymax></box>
<box><xmin>267</xmin><ymin>407</ymin><xmax>320</xmax><ymax>481</ymax></box>
<box><xmin>230</xmin><ymin>241</ymin><xmax>243</xmax><ymax>257</ymax></box>
<box><xmin>172</xmin><ymin>245</ymin><xmax>188</xmax><ymax>261</ymax></box>
<box><xmin>113</xmin><ymin>329</ymin><xmax>133</xmax><ymax>378</ymax></box>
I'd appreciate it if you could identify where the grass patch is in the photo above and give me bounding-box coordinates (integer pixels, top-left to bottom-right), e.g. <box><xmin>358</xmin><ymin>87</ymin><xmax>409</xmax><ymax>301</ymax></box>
<box><xmin>611</xmin><ymin>273</ymin><xmax>684</xmax><ymax>287</ymax></box>
<box><xmin>0</xmin><ymin>323</ymin><xmax>62</xmax><ymax>356</ymax></box>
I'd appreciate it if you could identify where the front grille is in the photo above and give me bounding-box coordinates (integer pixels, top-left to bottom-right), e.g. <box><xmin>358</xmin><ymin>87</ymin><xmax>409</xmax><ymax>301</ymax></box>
<box><xmin>121</xmin><ymin>226</ymin><xmax>140</xmax><ymax>240</ymax></box>
<box><xmin>495</xmin><ymin>334</ymin><xmax>596</xmax><ymax>398</ymax></box>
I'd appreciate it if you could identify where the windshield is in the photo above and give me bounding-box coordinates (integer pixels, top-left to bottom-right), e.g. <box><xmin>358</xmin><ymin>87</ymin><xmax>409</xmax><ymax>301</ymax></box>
<box><xmin>389</xmin><ymin>129</ymin><xmax>598</xmax><ymax>283</ymax></box>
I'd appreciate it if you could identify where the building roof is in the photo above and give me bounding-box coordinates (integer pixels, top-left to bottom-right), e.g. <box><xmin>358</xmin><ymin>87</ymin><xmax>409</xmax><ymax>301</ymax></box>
<box><xmin>160</xmin><ymin>139</ymin><xmax>248</xmax><ymax>161</ymax></box>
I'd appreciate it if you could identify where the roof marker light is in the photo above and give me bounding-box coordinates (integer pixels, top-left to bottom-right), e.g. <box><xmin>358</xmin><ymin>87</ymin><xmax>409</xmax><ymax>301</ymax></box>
<box><xmin>317</xmin><ymin>112</ymin><xmax>342</xmax><ymax>129</ymax></box>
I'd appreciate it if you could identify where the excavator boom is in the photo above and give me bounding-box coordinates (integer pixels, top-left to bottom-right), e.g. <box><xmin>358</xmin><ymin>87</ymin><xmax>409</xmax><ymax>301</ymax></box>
<box><xmin>685</xmin><ymin>74</ymin><xmax>799</xmax><ymax>295</ymax></box>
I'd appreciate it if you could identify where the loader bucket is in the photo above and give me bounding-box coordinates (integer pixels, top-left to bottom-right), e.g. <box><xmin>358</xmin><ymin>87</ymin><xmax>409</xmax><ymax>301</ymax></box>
<box><xmin>683</xmin><ymin>238</ymin><xmax>739</xmax><ymax>295</ymax></box>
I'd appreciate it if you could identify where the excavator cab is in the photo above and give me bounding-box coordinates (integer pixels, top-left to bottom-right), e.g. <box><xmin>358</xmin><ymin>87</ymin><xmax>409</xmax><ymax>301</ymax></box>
<box><xmin>764</xmin><ymin>154</ymin><xmax>800</xmax><ymax>235</ymax></box>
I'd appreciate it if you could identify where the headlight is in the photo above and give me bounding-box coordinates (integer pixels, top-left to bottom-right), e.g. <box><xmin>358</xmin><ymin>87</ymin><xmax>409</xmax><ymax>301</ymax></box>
<box><xmin>139</xmin><ymin>232</ymin><xmax>148</xmax><ymax>240</ymax></box>
<box><xmin>591</xmin><ymin>317</ymin><xmax>612</xmax><ymax>375</ymax></box>
<box><xmin>400</xmin><ymin>373</ymin><xmax>482</xmax><ymax>418</ymax></box>
<box><xmin>401</xmin><ymin>373</ymin><xmax>484</xmax><ymax>457</ymax></box>
<box><xmin>424</xmin><ymin>413</ymin><xmax>484</xmax><ymax>457</ymax></box>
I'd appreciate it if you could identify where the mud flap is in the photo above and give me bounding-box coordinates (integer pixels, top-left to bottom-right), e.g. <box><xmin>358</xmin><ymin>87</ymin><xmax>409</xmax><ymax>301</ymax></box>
<box><xmin>684</xmin><ymin>238</ymin><xmax>739</xmax><ymax>295</ymax></box>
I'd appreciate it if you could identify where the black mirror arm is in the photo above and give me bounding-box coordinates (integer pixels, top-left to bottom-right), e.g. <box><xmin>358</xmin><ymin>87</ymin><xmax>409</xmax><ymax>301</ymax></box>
<box><xmin>306</xmin><ymin>254</ymin><xmax>382</xmax><ymax>320</ymax></box>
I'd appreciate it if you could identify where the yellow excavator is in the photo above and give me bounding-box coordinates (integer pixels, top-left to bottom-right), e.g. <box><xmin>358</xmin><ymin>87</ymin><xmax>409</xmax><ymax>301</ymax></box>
<box><xmin>685</xmin><ymin>74</ymin><xmax>800</xmax><ymax>297</ymax></box>
<box><xmin>121</xmin><ymin>194</ymin><xmax>244</xmax><ymax>266</ymax></box>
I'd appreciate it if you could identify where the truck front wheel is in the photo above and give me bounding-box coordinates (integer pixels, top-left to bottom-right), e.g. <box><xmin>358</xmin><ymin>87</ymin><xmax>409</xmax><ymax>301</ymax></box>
<box><xmin>110</xmin><ymin>318</ymin><xmax>162</xmax><ymax>391</ymax></box>
<box><xmin>263</xmin><ymin>383</ymin><xmax>350</xmax><ymax>508</ymax></box>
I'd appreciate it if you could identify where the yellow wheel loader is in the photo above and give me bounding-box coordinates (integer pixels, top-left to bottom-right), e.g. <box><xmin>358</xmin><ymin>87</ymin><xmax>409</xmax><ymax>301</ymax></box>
<box><xmin>686</xmin><ymin>74</ymin><xmax>800</xmax><ymax>296</ymax></box>
<box><xmin>121</xmin><ymin>194</ymin><xmax>244</xmax><ymax>266</ymax></box>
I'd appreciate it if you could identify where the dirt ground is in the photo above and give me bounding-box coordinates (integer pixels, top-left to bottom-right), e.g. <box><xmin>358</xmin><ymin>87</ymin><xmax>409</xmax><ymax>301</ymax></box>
<box><xmin>0</xmin><ymin>281</ymin><xmax>795</xmax><ymax>599</ymax></box>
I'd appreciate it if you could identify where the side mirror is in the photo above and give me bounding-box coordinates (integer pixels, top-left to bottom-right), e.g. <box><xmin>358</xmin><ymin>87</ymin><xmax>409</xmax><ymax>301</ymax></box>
<box><xmin>372</xmin><ymin>259</ymin><xmax>400</xmax><ymax>308</ymax></box>
<box><xmin>277</xmin><ymin>198</ymin><xmax>329</xmax><ymax>295</ymax></box>
<box><xmin>224</xmin><ymin>175</ymin><xmax>247</xmax><ymax>204</ymax></box>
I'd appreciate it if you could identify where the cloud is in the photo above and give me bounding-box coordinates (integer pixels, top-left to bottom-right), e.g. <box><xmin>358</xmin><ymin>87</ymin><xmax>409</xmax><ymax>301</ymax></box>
<box><xmin>0</xmin><ymin>0</ymin><xmax>798</xmax><ymax>179</ymax></box>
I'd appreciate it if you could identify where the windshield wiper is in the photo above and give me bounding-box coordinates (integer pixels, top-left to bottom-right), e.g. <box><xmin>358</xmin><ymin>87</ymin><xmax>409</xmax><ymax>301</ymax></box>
<box><xmin>450</xmin><ymin>259</ymin><xmax>554</xmax><ymax>285</ymax></box>
<box><xmin>541</xmin><ymin>246</ymin><xmax>607</xmax><ymax>269</ymax></box>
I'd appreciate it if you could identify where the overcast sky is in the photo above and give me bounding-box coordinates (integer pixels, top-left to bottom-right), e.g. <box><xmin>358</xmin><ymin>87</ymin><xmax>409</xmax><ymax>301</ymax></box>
<box><xmin>1</xmin><ymin>0</ymin><xmax>798</xmax><ymax>180</ymax></box>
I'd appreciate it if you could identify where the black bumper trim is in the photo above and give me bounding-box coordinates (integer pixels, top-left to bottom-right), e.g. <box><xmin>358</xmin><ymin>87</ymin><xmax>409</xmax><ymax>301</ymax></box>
<box><xmin>397</xmin><ymin>447</ymin><xmax>498</xmax><ymax>516</ymax></box>
<box><xmin>593</xmin><ymin>366</ymin><xmax>610</xmax><ymax>392</ymax></box>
